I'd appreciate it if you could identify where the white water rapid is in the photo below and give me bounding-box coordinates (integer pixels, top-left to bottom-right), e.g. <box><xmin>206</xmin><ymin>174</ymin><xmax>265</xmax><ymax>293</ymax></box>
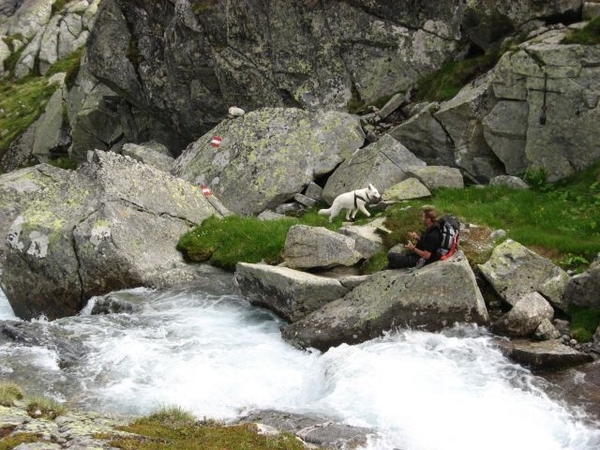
<box><xmin>1</xmin><ymin>282</ymin><xmax>599</xmax><ymax>450</ymax></box>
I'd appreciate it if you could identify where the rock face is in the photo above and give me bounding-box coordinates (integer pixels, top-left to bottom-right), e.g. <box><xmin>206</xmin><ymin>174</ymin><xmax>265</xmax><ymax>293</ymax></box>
<box><xmin>171</xmin><ymin>108</ymin><xmax>365</xmax><ymax>215</ymax></box>
<box><xmin>281</xmin><ymin>252</ymin><xmax>489</xmax><ymax>351</ymax></box>
<box><xmin>392</xmin><ymin>25</ymin><xmax>600</xmax><ymax>182</ymax></box>
<box><xmin>78</xmin><ymin>0</ymin><xmax>584</xmax><ymax>154</ymax></box>
<box><xmin>0</xmin><ymin>151</ymin><xmax>226</xmax><ymax>320</ymax></box>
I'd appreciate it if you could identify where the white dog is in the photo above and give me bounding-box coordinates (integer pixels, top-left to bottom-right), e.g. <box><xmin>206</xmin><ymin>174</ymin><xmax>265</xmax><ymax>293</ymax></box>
<box><xmin>318</xmin><ymin>184</ymin><xmax>382</xmax><ymax>222</ymax></box>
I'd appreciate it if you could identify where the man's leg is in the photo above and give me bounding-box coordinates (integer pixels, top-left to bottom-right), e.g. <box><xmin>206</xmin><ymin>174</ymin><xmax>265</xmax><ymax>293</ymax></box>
<box><xmin>387</xmin><ymin>251</ymin><xmax>419</xmax><ymax>269</ymax></box>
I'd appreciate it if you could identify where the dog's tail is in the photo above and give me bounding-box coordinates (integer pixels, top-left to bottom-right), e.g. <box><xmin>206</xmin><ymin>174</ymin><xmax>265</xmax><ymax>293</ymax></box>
<box><xmin>318</xmin><ymin>208</ymin><xmax>331</xmax><ymax>216</ymax></box>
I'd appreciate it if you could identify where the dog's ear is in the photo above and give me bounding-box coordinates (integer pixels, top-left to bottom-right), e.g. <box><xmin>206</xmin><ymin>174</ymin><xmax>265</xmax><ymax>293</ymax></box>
<box><xmin>368</xmin><ymin>183</ymin><xmax>375</xmax><ymax>190</ymax></box>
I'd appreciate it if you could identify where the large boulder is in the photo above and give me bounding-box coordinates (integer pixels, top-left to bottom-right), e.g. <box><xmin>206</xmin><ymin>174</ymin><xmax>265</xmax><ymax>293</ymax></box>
<box><xmin>234</xmin><ymin>263</ymin><xmax>350</xmax><ymax>322</ymax></box>
<box><xmin>491</xmin><ymin>292</ymin><xmax>555</xmax><ymax>337</ymax></box>
<box><xmin>281</xmin><ymin>251</ymin><xmax>489</xmax><ymax>351</ymax></box>
<box><xmin>478</xmin><ymin>239</ymin><xmax>570</xmax><ymax>311</ymax></box>
<box><xmin>496</xmin><ymin>339</ymin><xmax>594</xmax><ymax>371</ymax></box>
<box><xmin>171</xmin><ymin>108</ymin><xmax>365</xmax><ymax>215</ymax></box>
<box><xmin>320</xmin><ymin>134</ymin><xmax>425</xmax><ymax>204</ymax></box>
<box><xmin>562</xmin><ymin>253</ymin><xmax>600</xmax><ymax>309</ymax></box>
<box><xmin>0</xmin><ymin>151</ymin><xmax>226</xmax><ymax>320</ymax></box>
<box><xmin>282</xmin><ymin>225</ymin><xmax>364</xmax><ymax>270</ymax></box>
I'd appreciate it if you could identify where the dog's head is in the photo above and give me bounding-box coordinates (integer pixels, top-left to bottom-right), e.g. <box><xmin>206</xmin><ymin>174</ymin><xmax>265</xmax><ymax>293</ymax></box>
<box><xmin>366</xmin><ymin>184</ymin><xmax>382</xmax><ymax>203</ymax></box>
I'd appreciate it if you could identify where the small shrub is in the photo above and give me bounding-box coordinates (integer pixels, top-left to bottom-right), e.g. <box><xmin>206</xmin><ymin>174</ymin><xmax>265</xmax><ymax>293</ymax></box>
<box><xmin>523</xmin><ymin>166</ymin><xmax>548</xmax><ymax>190</ymax></box>
<box><xmin>0</xmin><ymin>382</ymin><xmax>24</xmax><ymax>406</ymax></box>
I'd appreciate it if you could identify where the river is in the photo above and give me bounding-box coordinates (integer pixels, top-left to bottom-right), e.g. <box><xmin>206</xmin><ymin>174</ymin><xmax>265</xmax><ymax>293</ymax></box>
<box><xmin>0</xmin><ymin>270</ymin><xmax>599</xmax><ymax>450</ymax></box>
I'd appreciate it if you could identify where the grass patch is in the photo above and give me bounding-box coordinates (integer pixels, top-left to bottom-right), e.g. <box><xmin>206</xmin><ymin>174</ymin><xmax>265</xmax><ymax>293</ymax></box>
<box><xmin>0</xmin><ymin>47</ymin><xmax>85</xmax><ymax>164</ymax></box>
<box><xmin>0</xmin><ymin>433</ymin><xmax>42</xmax><ymax>450</ymax></box>
<box><xmin>0</xmin><ymin>381</ymin><xmax>24</xmax><ymax>406</ymax></box>
<box><xmin>111</xmin><ymin>406</ymin><xmax>305</xmax><ymax>450</ymax></box>
<box><xmin>568</xmin><ymin>304</ymin><xmax>600</xmax><ymax>342</ymax></box>
<box><xmin>562</xmin><ymin>16</ymin><xmax>600</xmax><ymax>45</ymax></box>
<box><xmin>26</xmin><ymin>396</ymin><xmax>68</xmax><ymax>420</ymax></box>
<box><xmin>178</xmin><ymin>162</ymin><xmax>600</xmax><ymax>274</ymax></box>
<box><xmin>0</xmin><ymin>77</ymin><xmax>58</xmax><ymax>158</ymax></box>
<box><xmin>177</xmin><ymin>210</ymin><xmax>337</xmax><ymax>271</ymax></box>
<box><xmin>414</xmin><ymin>47</ymin><xmax>501</xmax><ymax>102</ymax></box>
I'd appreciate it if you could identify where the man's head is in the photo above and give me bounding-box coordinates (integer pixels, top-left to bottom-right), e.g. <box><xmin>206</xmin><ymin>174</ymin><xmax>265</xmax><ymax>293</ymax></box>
<box><xmin>421</xmin><ymin>205</ymin><xmax>438</xmax><ymax>227</ymax></box>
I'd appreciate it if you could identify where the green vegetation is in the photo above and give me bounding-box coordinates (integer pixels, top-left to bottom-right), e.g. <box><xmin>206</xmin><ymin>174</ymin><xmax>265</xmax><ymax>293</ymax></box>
<box><xmin>25</xmin><ymin>395</ymin><xmax>68</xmax><ymax>419</ymax></box>
<box><xmin>0</xmin><ymin>77</ymin><xmax>57</xmax><ymax>158</ymax></box>
<box><xmin>110</xmin><ymin>405</ymin><xmax>306</xmax><ymax>450</ymax></box>
<box><xmin>0</xmin><ymin>48</ymin><xmax>83</xmax><ymax>164</ymax></box>
<box><xmin>0</xmin><ymin>433</ymin><xmax>42</xmax><ymax>450</ymax></box>
<box><xmin>46</xmin><ymin>47</ymin><xmax>83</xmax><ymax>88</ymax></box>
<box><xmin>562</xmin><ymin>16</ymin><xmax>600</xmax><ymax>45</ymax></box>
<box><xmin>414</xmin><ymin>47</ymin><xmax>501</xmax><ymax>102</ymax></box>
<box><xmin>178</xmin><ymin>162</ymin><xmax>600</xmax><ymax>275</ymax></box>
<box><xmin>568</xmin><ymin>304</ymin><xmax>600</xmax><ymax>343</ymax></box>
<box><xmin>177</xmin><ymin>211</ymin><xmax>339</xmax><ymax>271</ymax></box>
<box><xmin>0</xmin><ymin>381</ymin><xmax>23</xmax><ymax>406</ymax></box>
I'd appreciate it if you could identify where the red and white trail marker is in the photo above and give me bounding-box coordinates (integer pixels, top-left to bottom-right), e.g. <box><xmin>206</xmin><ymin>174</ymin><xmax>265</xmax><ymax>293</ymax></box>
<box><xmin>199</xmin><ymin>183</ymin><xmax>212</xmax><ymax>196</ymax></box>
<box><xmin>210</xmin><ymin>136</ymin><xmax>222</xmax><ymax>147</ymax></box>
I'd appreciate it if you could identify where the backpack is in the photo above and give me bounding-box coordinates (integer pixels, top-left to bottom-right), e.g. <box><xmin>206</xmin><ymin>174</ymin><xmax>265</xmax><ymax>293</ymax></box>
<box><xmin>437</xmin><ymin>215</ymin><xmax>460</xmax><ymax>260</ymax></box>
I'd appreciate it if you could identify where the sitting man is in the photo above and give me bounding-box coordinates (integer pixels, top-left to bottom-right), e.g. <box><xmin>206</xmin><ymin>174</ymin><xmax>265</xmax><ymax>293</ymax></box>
<box><xmin>387</xmin><ymin>205</ymin><xmax>442</xmax><ymax>269</ymax></box>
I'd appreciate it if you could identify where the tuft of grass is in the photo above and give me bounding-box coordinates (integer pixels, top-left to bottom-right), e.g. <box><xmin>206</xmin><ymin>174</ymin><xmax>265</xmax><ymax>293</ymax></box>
<box><xmin>562</xmin><ymin>16</ymin><xmax>600</xmax><ymax>45</ymax></box>
<box><xmin>26</xmin><ymin>396</ymin><xmax>68</xmax><ymax>420</ymax></box>
<box><xmin>145</xmin><ymin>405</ymin><xmax>197</xmax><ymax>427</ymax></box>
<box><xmin>0</xmin><ymin>381</ymin><xmax>24</xmax><ymax>406</ymax></box>
<box><xmin>568</xmin><ymin>304</ymin><xmax>600</xmax><ymax>343</ymax></box>
<box><xmin>414</xmin><ymin>47</ymin><xmax>501</xmax><ymax>102</ymax></box>
<box><xmin>112</xmin><ymin>407</ymin><xmax>306</xmax><ymax>450</ymax></box>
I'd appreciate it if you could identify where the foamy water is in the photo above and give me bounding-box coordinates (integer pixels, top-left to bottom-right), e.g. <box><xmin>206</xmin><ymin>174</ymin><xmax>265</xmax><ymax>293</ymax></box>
<box><xmin>0</xmin><ymin>286</ymin><xmax>598</xmax><ymax>450</ymax></box>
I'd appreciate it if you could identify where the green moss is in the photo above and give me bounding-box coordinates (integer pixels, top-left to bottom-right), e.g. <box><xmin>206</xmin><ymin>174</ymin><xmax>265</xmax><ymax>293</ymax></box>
<box><xmin>568</xmin><ymin>304</ymin><xmax>600</xmax><ymax>343</ymax></box>
<box><xmin>562</xmin><ymin>16</ymin><xmax>600</xmax><ymax>45</ymax></box>
<box><xmin>414</xmin><ymin>48</ymin><xmax>501</xmax><ymax>102</ymax></box>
